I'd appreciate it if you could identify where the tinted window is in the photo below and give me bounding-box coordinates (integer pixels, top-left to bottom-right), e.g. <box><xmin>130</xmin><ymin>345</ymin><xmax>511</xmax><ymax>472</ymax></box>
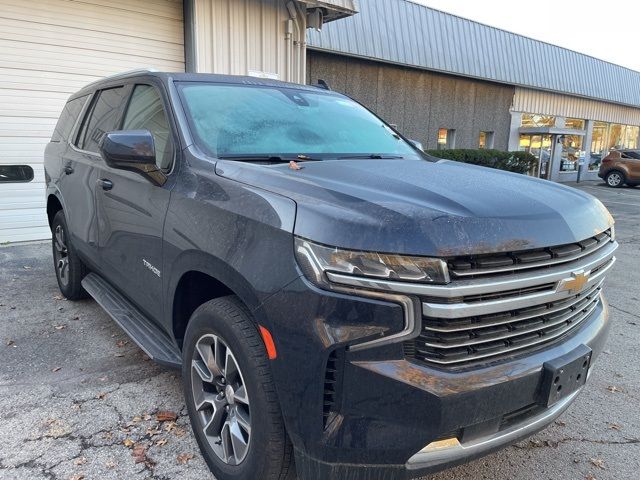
<box><xmin>122</xmin><ymin>85</ymin><xmax>174</xmax><ymax>170</ymax></box>
<box><xmin>177</xmin><ymin>83</ymin><xmax>419</xmax><ymax>159</ymax></box>
<box><xmin>76</xmin><ymin>87</ymin><xmax>127</xmax><ymax>153</ymax></box>
<box><xmin>0</xmin><ymin>165</ymin><xmax>34</xmax><ymax>183</ymax></box>
<box><xmin>621</xmin><ymin>150</ymin><xmax>640</xmax><ymax>159</ymax></box>
<box><xmin>51</xmin><ymin>95</ymin><xmax>89</xmax><ymax>142</ymax></box>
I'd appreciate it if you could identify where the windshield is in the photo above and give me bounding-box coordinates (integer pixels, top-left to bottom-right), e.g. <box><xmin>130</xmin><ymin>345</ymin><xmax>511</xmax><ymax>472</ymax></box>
<box><xmin>177</xmin><ymin>83</ymin><xmax>420</xmax><ymax>159</ymax></box>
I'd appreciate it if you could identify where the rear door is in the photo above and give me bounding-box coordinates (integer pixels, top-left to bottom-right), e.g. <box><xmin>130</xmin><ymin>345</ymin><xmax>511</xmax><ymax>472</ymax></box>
<box><xmin>59</xmin><ymin>86</ymin><xmax>129</xmax><ymax>264</ymax></box>
<box><xmin>621</xmin><ymin>151</ymin><xmax>640</xmax><ymax>180</ymax></box>
<box><xmin>95</xmin><ymin>81</ymin><xmax>177</xmax><ymax>322</ymax></box>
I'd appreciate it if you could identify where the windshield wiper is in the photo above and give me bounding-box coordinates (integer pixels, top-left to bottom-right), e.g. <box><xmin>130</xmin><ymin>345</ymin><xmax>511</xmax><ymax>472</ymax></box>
<box><xmin>218</xmin><ymin>154</ymin><xmax>321</xmax><ymax>162</ymax></box>
<box><xmin>337</xmin><ymin>154</ymin><xmax>404</xmax><ymax>159</ymax></box>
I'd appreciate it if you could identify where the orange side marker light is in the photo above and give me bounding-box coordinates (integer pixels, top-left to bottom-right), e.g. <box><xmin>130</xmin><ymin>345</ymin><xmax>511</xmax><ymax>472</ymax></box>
<box><xmin>259</xmin><ymin>325</ymin><xmax>277</xmax><ymax>360</ymax></box>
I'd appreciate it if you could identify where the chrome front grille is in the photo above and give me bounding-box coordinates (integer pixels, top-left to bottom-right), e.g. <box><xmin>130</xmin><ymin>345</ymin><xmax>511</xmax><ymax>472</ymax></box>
<box><xmin>326</xmin><ymin>231</ymin><xmax>617</xmax><ymax>367</ymax></box>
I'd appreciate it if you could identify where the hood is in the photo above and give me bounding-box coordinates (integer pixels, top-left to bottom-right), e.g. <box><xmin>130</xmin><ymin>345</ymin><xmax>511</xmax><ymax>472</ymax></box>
<box><xmin>216</xmin><ymin>158</ymin><xmax>614</xmax><ymax>257</ymax></box>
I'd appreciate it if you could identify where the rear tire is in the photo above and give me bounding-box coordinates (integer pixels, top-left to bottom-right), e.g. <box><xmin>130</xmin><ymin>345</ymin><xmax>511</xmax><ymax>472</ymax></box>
<box><xmin>51</xmin><ymin>210</ymin><xmax>89</xmax><ymax>300</ymax></box>
<box><xmin>605</xmin><ymin>170</ymin><xmax>625</xmax><ymax>188</ymax></box>
<box><xmin>182</xmin><ymin>296</ymin><xmax>295</xmax><ymax>480</ymax></box>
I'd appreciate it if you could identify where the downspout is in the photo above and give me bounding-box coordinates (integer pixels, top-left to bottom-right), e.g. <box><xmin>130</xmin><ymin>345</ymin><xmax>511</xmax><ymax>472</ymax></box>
<box><xmin>183</xmin><ymin>0</ymin><xmax>197</xmax><ymax>73</ymax></box>
<box><xmin>286</xmin><ymin>1</ymin><xmax>305</xmax><ymax>84</ymax></box>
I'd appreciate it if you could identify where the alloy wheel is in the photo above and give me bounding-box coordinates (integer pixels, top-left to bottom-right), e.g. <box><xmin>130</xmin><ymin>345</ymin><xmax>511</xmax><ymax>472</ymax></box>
<box><xmin>607</xmin><ymin>172</ymin><xmax>622</xmax><ymax>187</ymax></box>
<box><xmin>191</xmin><ymin>334</ymin><xmax>251</xmax><ymax>465</ymax></box>
<box><xmin>53</xmin><ymin>224</ymin><xmax>70</xmax><ymax>286</ymax></box>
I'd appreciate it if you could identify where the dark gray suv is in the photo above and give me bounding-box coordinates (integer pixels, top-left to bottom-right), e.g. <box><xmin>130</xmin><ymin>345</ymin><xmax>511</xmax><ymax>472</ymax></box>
<box><xmin>44</xmin><ymin>70</ymin><xmax>617</xmax><ymax>480</ymax></box>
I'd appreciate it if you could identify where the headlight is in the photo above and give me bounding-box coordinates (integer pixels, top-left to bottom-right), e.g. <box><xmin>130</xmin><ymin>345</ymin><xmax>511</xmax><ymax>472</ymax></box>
<box><xmin>295</xmin><ymin>237</ymin><xmax>450</xmax><ymax>286</ymax></box>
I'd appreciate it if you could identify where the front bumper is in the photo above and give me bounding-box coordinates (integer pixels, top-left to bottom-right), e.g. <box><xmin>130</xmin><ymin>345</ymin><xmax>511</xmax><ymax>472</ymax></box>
<box><xmin>256</xmin><ymin>278</ymin><xmax>611</xmax><ymax>480</ymax></box>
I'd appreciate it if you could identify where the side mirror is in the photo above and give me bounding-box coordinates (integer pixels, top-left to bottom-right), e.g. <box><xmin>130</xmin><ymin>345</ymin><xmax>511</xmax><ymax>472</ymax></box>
<box><xmin>99</xmin><ymin>130</ymin><xmax>166</xmax><ymax>185</ymax></box>
<box><xmin>408</xmin><ymin>139</ymin><xmax>424</xmax><ymax>151</ymax></box>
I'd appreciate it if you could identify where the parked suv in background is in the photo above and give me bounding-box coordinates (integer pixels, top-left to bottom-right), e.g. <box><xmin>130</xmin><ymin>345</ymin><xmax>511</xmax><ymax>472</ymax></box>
<box><xmin>599</xmin><ymin>149</ymin><xmax>640</xmax><ymax>187</ymax></box>
<box><xmin>45</xmin><ymin>71</ymin><xmax>617</xmax><ymax>480</ymax></box>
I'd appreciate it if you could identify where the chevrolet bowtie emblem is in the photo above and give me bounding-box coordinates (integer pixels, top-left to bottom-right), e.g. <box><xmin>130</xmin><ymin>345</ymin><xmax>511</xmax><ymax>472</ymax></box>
<box><xmin>558</xmin><ymin>271</ymin><xmax>590</xmax><ymax>294</ymax></box>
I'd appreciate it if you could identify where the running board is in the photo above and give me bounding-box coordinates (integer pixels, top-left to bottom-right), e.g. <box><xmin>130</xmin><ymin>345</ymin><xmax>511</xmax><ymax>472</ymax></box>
<box><xmin>82</xmin><ymin>272</ymin><xmax>182</xmax><ymax>369</ymax></box>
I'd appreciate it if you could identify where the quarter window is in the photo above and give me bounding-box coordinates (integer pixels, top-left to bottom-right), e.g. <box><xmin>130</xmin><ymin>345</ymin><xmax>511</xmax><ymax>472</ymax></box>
<box><xmin>122</xmin><ymin>85</ymin><xmax>174</xmax><ymax>171</ymax></box>
<box><xmin>76</xmin><ymin>87</ymin><xmax>128</xmax><ymax>153</ymax></box>
<box><xmin>51</xmin><ymin>95</ymin><xmax>89</xmax><ymax>143</ymax></box>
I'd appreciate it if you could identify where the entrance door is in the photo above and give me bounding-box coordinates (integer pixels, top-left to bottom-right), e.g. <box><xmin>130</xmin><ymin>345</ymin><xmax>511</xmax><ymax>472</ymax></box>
<box><xmin>519</xmin><ymin>134</ymin><xmax>554</xmax><ymax>179</ymax></box>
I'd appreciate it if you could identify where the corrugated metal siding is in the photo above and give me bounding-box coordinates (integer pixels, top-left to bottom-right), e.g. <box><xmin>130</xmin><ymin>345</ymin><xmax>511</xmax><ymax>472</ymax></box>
<box><xmin>194</xmin><ymin>0</ymin><xmax>307</xmax><ymax>83</ymax></box>
<box><xmin>307</xmin><ymin>0</ymin><xmax>640</xmax><ymax>109</ymax></box>
<box><xmin>0</xmin><ymin>0</ymin><xmax>184</xmax><ymax>243</ymax></box>
<box><xmin>513</xmin><ymin>88</ymin><xmax>640</xmax><ymax>125</ymax></box>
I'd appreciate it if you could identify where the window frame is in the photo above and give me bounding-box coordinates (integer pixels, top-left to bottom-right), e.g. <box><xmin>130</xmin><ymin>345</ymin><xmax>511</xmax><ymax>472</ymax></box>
<box><xmin>72</xmin><ymin>85</ymin><xmax>131</xmax><ymax>155</ymax></box>
<box><xmin>0</xmin><ymin>165</ymin><xmax>34</xmax><ymax>183</ymax></box>
<box><xmin>118</xmin><ymin>82</ymin><xmax>177</xmax><ymax>174</ymax></box>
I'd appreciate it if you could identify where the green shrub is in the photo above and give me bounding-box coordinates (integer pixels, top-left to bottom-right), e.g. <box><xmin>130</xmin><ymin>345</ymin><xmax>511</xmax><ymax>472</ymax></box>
<box><xmin>424</xmin><ymin>148</ymin><xmax>538</xmax><ymax>175</ymax></box>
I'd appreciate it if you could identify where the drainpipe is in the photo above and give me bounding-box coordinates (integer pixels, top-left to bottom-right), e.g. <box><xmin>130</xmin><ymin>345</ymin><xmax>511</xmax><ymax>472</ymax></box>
<box><xmin>183</xmin><ymin>0</ymin><xmax>197</xmax><ymax>73</ymax></box>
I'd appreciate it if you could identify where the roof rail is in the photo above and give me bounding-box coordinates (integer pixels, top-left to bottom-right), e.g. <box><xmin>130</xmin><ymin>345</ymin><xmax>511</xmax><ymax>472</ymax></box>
<box><xmin>83</xmin><ymin>68</ymin><xmax>159</xmax><ymax>89</ymax></box>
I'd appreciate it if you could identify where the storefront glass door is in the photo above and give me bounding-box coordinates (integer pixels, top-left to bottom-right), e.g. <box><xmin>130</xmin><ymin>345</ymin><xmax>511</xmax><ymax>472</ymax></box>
<box><xmin>519</xmin><ymin>134</ymin><xmax>553</xmax><ymax>178</ymax></box>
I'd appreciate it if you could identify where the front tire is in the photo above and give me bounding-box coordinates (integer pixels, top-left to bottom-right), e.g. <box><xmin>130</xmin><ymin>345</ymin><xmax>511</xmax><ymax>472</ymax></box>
<box><xmin>605</xmin><ymin>170</ymin><xmax>625</xmax><ymax>188</ymax></box>
<box><xmin>51</xmin><ymin>210</ymin><xmax>89</xmax><ymax>300</ymax></box>
<box><xmin>182</xmin><ymin>296</ymin><xmax>295</xmax><ymax>480</ymax></box>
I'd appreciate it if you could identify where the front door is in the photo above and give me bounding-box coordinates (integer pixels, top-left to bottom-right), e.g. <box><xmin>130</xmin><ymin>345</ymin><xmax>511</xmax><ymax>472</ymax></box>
<box><xmin>519</xmin><ymin>134</ymin><xmax>553</xmax><ymax>179</ymax></box>
<box><xmin>95</xmin><ymin>83</ymin><xmax>177</xmax><ymax>322</ymax></box>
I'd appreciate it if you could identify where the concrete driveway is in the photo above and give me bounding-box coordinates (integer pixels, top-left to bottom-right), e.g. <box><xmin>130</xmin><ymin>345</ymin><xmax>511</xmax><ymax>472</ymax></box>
<box><xmin>1</xmin><ymin>181</ymin><xmax>639</xmax><ymax>480</ymax></box>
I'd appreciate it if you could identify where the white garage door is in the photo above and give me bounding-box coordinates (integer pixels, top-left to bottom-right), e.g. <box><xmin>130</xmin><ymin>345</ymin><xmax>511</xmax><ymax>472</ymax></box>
<box><xmin>0</xmin><ymin>0</ymin><xmax>184</xmax><ymax>243</ymax></box>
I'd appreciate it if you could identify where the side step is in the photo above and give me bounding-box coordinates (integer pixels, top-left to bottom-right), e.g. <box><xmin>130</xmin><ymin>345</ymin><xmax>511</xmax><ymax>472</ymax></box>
<box><xmin>82</xmin><ymin>272</ymin><xmax>182</xmax><ymax>369</ymax></box>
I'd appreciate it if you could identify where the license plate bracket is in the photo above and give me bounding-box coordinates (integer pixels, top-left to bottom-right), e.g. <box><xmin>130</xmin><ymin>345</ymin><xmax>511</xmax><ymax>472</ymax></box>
<box><xmin>541</xmin><ymin>344</ymin><xmax>592</xmax><ymax>407</ymax></box>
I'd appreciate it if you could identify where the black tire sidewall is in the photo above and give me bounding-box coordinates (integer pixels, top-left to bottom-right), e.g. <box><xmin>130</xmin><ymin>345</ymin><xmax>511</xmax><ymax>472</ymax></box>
<box><xmin>182</xmin><ymin>297</ymin><xmax>290</xmax><ymax>480</ymax></box>
<box><xmin>51</xmin><ymin>210</ymin><xmax>88</xmax><ymax>300</ymax></box>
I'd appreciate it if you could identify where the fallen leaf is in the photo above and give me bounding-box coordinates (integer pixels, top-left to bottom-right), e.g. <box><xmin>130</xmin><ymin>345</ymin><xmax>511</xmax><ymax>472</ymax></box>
<box><xmin>23</xmin><ymin>265</ymin><xmax>32</xmax><ymax>270</ymax></box>
<box><xmin>155</xmin><ymin>438</ymin><xmax>168</xmax><ymax>447</ymax></box>
<box><xmin>53</xmin><ymin>295</ymin><xmax>63</xmax><ymax>300</ymax></box>
<box><xmin>116</xmin><ymin>340</ymin><xmax>128</xmax><ymax>348</ymax></box>
<box><xmin>96</xmin><ymin>392</ymin><xmax>107</xmax><ymax>400</ymax></box>
<box><xmin>156</xmin><ymin>411</ymin><xmax>178</xmax><ymax>422</ymax></box>
<box><xmin>177</xmin><ymin>453</ymin><xmax>194</xmax><ymax>465</ymax></box>
<box><xmin>70</xmin><ymin>475</ymin><xmax>85</xmax><ymax>480</ymax></box>
<box><xmin>143</xmin><ymin>414</ymin><xmax>152</xmax><ymax>421</ymax></box>
<box><xmin>52</xmin><ymin>367</ymin><xmax>62</xmax><ymax>373</ymax></box>
<box><xmin>74</xmin><ymin>457</ymin><xmax>87</xmax><ymax>465</ymax></box>
<box><xmin>288</xmin><ymin>160</ymin><xmax>302</xmax><ymax>170</ymax></box>
<box><xmin>555</xmin><ymin>420</ymin><xmax>566</xmax><ymax>427</ymax></box>
<box><xmin>608</xmin><ymin>423</ymin><xmax>622</xmax><ymax>431</ymax></box>
<box><xmin>6</xmin><ymin>339</ymin><xmax>15</xmax><ymax>347</ymax></box>
<box><xmin>123</xmin><ymin>438</ymin><xmax>135</xmax><ymax>448</ymax></box>
<box><xmin>54</xmin><ymin>324</ymin><xmax>67</xmax><ymax>330</ymax></box>
<box><xmin>105</xmin><ymin>461</ymin><xmax>116</xmax><ymax>469</ymax></box>
<box><xmin>146</xmin><ymin>427</ymin><xmax>162</xmax><ymax>436</ymax></box>
<box><xmin>590</xmin><ymin>458</ymin><xmax>605</xmax><ymax>470</ymax></box>
<box><xmin>114</xmin><ymin>353</ymin><xmax>125</xmax><ymax>358</ymax></box>
<box><xmin>606</xmin><ymin>386</ymin><xmax>623</xmax><ymax>393</ymax></box>
<box><xmin>132</xmin><ymin>444</ymin><xmax>147</xmax><ymax>464</ymax></box>
<box><xmin>132</xmin><ymin>416</ymin><xmax>142</xmax><ymax>423</ymax></box>
<box><xmin>585</xmin><ymin>475</ymin><xmax>596</xmax><ymax>480</ymax></box>
<box><xmin>172</xmin><ymin>427</ymin><xmax>187</xmax><ymax>438</ymax></box>
<box><xmin>71</xmin><ymin>315</ymin><xmax>80</xmax><ymax>321</ymax></box>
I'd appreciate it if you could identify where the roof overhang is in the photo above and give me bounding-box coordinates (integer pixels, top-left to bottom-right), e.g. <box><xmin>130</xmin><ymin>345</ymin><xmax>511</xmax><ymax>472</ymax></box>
<box><xmin>519</xmin><ymin>127</ymin><xmax>587</xmax><ymax>136</ymax></box>
<box><xmin>297</xmin><ymin>0</ymin><xmax>359</xmax><ymax>22</ymax></box>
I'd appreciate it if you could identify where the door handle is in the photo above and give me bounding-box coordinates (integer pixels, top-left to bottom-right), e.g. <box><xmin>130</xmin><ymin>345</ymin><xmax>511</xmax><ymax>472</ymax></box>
<box><xmin>63</xmin><ymin>164</ymin><xmax>74</xmax><ymax>175</ymax></box>
<box><xmin>97</xmin><ymin>178</ymin><xmax>114</xmax><ymax>191</ymax></box>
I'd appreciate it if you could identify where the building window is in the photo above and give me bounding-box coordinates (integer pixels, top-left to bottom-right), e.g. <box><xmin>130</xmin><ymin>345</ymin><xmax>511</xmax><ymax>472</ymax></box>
<box><xmin>0</xmin><ymin>165</ymin><xmax>34</xmax><ymax>183</ymax></box>
<box><xmin>590</xmin><ymin>121</ymin><xmax>609</xmax><ymax>171</ymax></box>
<box><xmin>559</xmin><ymin>134</ymin><xmax>583</xmax><ymax>172</ymax></box>
<box><xmin>521</xmin><ymin>114</ymin><xmax>556</xmax><ymax>128</ymax></box>
<box><xmin>479</xmin><ymin>131</ymin><xmax>494</xmax><ymax>149</ymax></box>
<box><xmin>437</xmin><ymin>128</ymin><xmax>455</xmax><ymax>149</ymax></box>
<box><xmin>565</xmin><ymin>118</ymin><xmax>585</xmax><ymax>130</ymax></box>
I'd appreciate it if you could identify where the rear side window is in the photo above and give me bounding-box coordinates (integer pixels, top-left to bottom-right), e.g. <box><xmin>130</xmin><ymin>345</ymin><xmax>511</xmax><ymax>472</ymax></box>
<box><xmin>621</xmin><ymin>151</ymin><xmax>640</xmax><ymax>159</ymax></box>
<box><xmin>51</xmin><ymin>95</ymin><xmax>89</xmax><ymax>143</ymax></box>
<box><xmin>76</xmin><ymin>87</ymin><xmax>128</xmax><ymax>153</ymax></box>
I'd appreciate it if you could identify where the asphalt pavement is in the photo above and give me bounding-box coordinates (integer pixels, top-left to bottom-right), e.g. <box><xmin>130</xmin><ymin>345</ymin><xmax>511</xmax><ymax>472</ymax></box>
<box><xmin>0</xmin><ymin>180</ymin><xmax>638</xmax><ymax>480</ymax></box>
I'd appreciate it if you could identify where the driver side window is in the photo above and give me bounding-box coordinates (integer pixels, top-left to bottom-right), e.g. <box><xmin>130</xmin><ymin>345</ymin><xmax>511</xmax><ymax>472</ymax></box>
<box><xmin>123</xmin><ymin>85</ymin><xmax>174</xmax><ymax>171</ymax></box>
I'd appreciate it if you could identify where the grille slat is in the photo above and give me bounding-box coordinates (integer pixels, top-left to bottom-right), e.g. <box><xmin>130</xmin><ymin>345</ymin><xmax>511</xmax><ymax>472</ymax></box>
<box><xmin>404</xmin><ymin>231</ymin><xmax>616</xmax><ymax>367</ymax></box>
<box><xmin>449</xmin><ymin>230</ymin><xmax>613</xmax><ymax>278</ymax></box>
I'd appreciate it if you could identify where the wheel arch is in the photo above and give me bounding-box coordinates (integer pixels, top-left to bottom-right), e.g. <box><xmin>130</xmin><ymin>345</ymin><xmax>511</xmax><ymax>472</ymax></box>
<box><xmin>46</xmin><ymin>193</ymin><xmax>64</xmax><ymax>229</ymax></box>
<box><xmin>168</xmin><ymin>252</ymin><xmax>263</xmax><ymax>349</ymax></box>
